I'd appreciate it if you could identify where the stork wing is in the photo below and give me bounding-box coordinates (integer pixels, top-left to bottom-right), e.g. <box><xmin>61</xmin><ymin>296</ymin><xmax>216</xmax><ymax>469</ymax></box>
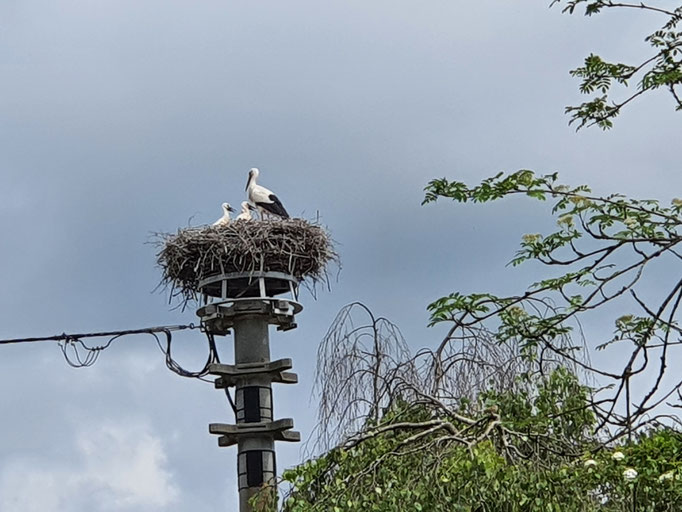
<box><xmin>257</xmin><ymin>194</ymin><xmax>289</xmax><ymax>218</ymax></box>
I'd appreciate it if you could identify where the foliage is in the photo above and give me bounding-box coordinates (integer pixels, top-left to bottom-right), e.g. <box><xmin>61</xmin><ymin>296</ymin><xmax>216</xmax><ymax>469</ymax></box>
<box><xmin>273</xmin><ymin>171</ymin><xmax>681</xmax><ymax>510</ymax></box>
<box><xmin>265</xmin><ymin>169</ymin><xmax>682</xmax><ymax>509</ymax></box>
<box><xmin>423</xmin><ymin>170</ymin><xmax>682</xmax><ymax>436</ymax></box>
<box><xmin>576</xmin><ymin>428</ymin><xmax>682</xmax><ymax>511</ymax></box>
<box><xmin>268</xmin><ymin>5</ymin><xmax>682</xmax><ymax>503</ymax></box>
<box><xmin>550</xmin><ymin>1</ymin><xmax>682</xmax><ymax>129</ymax></box>
<box><xmin>260</xmin><ymin>173</ymin><xmax>682</xmax><ymax>509</ymax></box>
<box><xmin>480</xmin><ymin>366</ymin><xmax>595</xmax><ymax>446</ymax></box>
<box><xmin>309</xmin><ymin>301</ymin><xmax>578</xmax><ymax>454</ymax></box>
<box><xmin>277</xmin><ymin>369</ymin><xmax>682</xmax><ymax>512</ymax></box>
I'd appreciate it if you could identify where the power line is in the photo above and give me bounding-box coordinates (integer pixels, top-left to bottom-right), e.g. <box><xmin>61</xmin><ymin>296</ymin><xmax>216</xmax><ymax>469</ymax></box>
<box><xmin>0</xmin><ymin>323</ymin><xmax>196</xmax><ymax>345</ymax></box>
<box><xmin>0</xmin><ymin>323</ymin><xmax>219</xmax><ymax>378</ymax></box>
<box><xmin>0</xmin><ymin>321</ymin><xmax>238</xmax><ymax>408</ymax></box>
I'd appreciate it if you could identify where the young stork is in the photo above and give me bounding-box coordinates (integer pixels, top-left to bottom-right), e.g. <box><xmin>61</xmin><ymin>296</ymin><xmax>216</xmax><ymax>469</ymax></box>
<box><xmin>245</xmin><ymin>168</ymin><xmax>290</xmax><ymax>219</ymax></box>
<box><xmin>235</xmin><ymin>201</ymin><xmax>256</xmax><ymax>221</ymax></box>
<box><xmin>212</xmin><ymin>202</ymin><xmax>235</xmax><ymax>226</ymax></box>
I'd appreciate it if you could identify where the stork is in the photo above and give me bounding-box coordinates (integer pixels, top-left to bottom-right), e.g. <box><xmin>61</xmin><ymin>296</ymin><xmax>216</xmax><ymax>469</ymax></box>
<box><xmin>235</xmin><ymin>201</ymin><xmax>256</xmax><ymax>221</ymax></box>
<box><xmin>213</xmin><ymin>202</ymin><xmax>235</xmax><ymax>226</ymax></box>
<box><xmin>245</xmin><ymin>168</ymin><xmax>290</xmax><ymax>219</ymax></box>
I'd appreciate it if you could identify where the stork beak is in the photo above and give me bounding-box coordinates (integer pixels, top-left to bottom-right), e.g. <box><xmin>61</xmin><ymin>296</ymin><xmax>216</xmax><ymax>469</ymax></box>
<box><xmin>247</xmin><ymin>203</ymin><xmax>256</xmax><ymax>211</ymax></box>
<box><xmin>228</xmin><ymin>205</ymin><xmax>235</xmax><ymax>212</ymax></box>
<box><xmin>245</xmin><ymin>171</ymin><xmax>252</xmax><ymax>192</ymax></box>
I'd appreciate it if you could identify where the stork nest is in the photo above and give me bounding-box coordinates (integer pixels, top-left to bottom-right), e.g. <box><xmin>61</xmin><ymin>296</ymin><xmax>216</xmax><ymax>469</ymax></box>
<box><xmin>155</xmin><ymin>219</ymin><xmax>338</xmax><ymax>305</ymax></box>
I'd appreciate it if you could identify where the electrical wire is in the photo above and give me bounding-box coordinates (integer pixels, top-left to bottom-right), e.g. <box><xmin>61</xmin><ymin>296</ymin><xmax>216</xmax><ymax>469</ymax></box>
<box><xmin>0</xmin><ymin>324</ymin><xmax>196</xmax><ymax>345</ymax></box>
<box><xmin>1</xmin><ymin>323</ymin><xmax>215</xmax><ymax>379</ymax></box>
<box><xmin>1</xmin><ymin>322</ymin><xmax>238</xmax><ymax>411</ymax></box>
<box><xmin>207</xmin><ymin>331</ymin><xmax>237</xmax><ymax>414</ymax></box>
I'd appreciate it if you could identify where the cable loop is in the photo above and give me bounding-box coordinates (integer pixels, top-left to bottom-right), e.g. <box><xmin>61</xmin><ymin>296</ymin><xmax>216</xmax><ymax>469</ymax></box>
<box><xmin>0</xmin><ymin>324</ymin><xmax>220</xmax><ymax>381</ymax></box>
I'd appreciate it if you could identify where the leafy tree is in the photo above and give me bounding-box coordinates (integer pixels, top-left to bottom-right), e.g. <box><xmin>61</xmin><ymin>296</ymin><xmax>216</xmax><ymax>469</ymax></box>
<box><xmin>552</xmin><ymin>1</ymin><xmax>682</xmax><ymax>129</ymax></box>
<box><xmin>423</xmin><ymin>171</ymin><xmax>682</xmax><ymax>439</ymax></box>
<box><xmin>267</xmin><ymin>174</ymin><xmax>681</xmax><ymax>512</ymax></box>
<box><xmin>281</xmin><ymin>370</ymin><xmax>682</xmax><ymax>511</ymax></box>
<box><xmin>260</xmin><ymin>4</ymin><xmax>682</xmax><ymax>510</ymax></box>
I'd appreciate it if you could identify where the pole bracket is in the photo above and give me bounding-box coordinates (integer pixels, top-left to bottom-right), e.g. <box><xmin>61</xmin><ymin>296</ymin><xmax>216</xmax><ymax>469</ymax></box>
<box><xmin>209</xmin><ymin>418</ymin><xmax>301</xmax><ymax>447</ymax></box>
<box><xmin>197</xmin><ymin>298</ymin><xmax>302</xmax><ymax>334</ymax></box>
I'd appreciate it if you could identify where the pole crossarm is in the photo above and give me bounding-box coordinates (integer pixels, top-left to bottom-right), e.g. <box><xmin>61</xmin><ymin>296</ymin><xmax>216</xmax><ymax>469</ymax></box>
<box><xmin>209</xmin><ymin>359</ymin><xmax>298</xmax><ymax>388</ymax></box>
<box><xmin>209</xmin><ymin>418</ymin><xmax>301</xmax><ymax>447</ymax></box>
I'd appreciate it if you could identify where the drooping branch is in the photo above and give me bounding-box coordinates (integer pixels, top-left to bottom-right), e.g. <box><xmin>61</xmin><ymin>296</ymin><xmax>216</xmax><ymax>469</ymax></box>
<box><xmin>312</xmin><ymin>302</ymin><xmax>418</xmax><ymax>451</ymax></box>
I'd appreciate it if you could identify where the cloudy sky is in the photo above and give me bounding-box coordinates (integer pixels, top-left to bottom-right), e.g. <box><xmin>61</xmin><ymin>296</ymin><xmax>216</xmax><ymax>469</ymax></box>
<box><xmin>1</xmin><ymin>1</ymin><xmax>680</xmax><ymax>510</ymax></box>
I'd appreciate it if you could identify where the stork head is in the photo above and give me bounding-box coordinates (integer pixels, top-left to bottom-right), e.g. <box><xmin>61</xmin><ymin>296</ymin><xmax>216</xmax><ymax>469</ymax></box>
<box><xmin>245</xmin><ymin>167</ymin><xmax>259</xmax><ymax>191</ymax></box>
<box><xmin>240</xmin><ymin>201</ymin><xmax>251</xmax><ymax>211</ymax></box>
<box><xmin>222</xmin><ymin>202</ymin><xmax>235</xmax><ymax>213</ymax></box>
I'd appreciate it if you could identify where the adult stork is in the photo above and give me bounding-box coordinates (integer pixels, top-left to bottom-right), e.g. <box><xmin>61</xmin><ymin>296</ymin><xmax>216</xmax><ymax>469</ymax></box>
<box><xmin>245</xmin><ymin>168</ymin><xmax>290</xmax><ymax>219</ymax></box>
<box><xmin>235</xmin><ymin>201</ymin><xmax>256</xmax><ymax>221</ymax></box>
<box><xmin>212</xmin><ymin>202</ymin><xmax>235</xmax><ymax>226</ymax></box>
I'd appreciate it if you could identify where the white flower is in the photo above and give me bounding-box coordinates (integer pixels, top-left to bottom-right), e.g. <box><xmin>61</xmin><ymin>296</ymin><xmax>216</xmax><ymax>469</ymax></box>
<box><xmin>616</xmin><ymin>314</ymin><xmax>633</xmax><ymax>326</ymax></box>
<box><xmin>569</xmin><ymin>195</ymin><xmax>592</xmax><ymax>207</ymax></box>
<box><xmin>507</xmin><ymin>306</ymin><xmax>526</xmax><ymax>318</ymax></box>
<box><xmin>584</xmin><ymin>459</ymin><xmax>597</xmax><ymax>468</ymax></box>
<box><xmin>672</xmin><ymin>198</ymin><xmax>682</xmax><ymax>207</ymax></box>
<box><xmin>623</xmin><ymin>468</ymin><xmax>638</xmax><ymax>481</ymax></box>
<box><xmin>588</xmin><ymin>488</ymin><xmax>610</xmax><ymax>505</ymax></box>
<box><xmin>557</xmin><ymin>214</ymin><xmax>574</xmax><ymax>227</ymax></box>
<box><xmin>623</xmin><ymin>217</ymin><xmax>638</xmax><ymax>228</ymax></box>
<box><xmin>658</xmin><ymin>471</ymin><xmax>675</xmax><ymax>482</ymax></box>
<box><xmin>611</xmin><ymin>451</ymin><xmax>625</xmax><ymax>461</ymax></box>
<box><xmin>522</xmin><ymin>233</ymin><xmax>542</xmax><ymax>244</ymax></box>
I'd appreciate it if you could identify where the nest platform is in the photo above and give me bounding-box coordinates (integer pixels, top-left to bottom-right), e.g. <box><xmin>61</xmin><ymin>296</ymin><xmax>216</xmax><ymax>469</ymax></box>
<box><xmin>156</xmin><ymin>219</ymin><xmax>337</xmax><ymax>304</ymax></box>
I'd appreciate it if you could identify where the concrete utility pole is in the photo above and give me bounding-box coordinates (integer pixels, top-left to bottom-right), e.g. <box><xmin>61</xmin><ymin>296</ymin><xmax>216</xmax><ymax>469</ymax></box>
<box><xmin>197</xmin><ymin>271</ymin><xmax>302</xmax><ymax>511</ymax></box>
